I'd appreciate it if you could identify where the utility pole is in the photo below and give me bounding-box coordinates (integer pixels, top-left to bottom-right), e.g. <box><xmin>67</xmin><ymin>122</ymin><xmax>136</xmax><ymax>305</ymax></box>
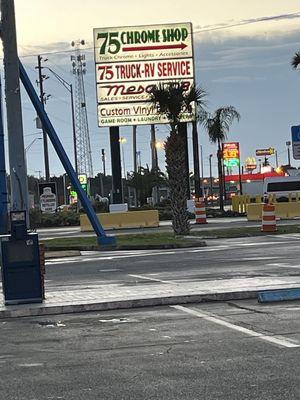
<box><xmin>192</xmin><ymin>121</ymin><xmax>201</xmax><ymax>198</ymax></box>
<box><xmin>133</xmin><ymin>126</ymin><xmax>137</xmax><ymax>173</ymax></box>
<box><xmin>150</xmin><ymin>125</ymin><xmax>158</xmax><ymax>171</ymax></box>
<box><xmin>36</xmin><ymin>55</ymin><xmax>50</xmax><ymax>181</ymax></box>
<box><xmin>101</xmin><ymin>149</ymin><xmax>106</xmax><ymax>176</ymax></box>
<box><xmin>1</xmin><ymin>0</ymin><xmax>29</xmax><ymax>219</ymax></box>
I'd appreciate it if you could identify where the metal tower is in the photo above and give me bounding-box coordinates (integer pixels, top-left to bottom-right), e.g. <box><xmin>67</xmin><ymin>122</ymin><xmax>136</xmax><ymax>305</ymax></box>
<box><xmin>70</xmin><ymin>39</ymin><xmax>93</xmax><ymax>177</ymax></box>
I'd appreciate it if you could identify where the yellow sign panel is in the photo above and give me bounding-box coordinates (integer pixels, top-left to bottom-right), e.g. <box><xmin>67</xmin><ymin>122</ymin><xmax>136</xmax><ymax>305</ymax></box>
<box><xmin>78</xmin><ymin>174</ymin><xmax>87</xmax><ymax>185</ymax></box>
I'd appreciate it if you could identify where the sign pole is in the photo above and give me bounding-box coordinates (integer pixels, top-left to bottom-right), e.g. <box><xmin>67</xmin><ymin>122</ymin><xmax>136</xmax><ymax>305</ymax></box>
<box><xmin>238</xmin><ymin>162</ymin><xmax>243</xmax><ymax>195</ymax></box>
<box><xmin>109</xmin><ymin>127</ymin><xmax>123</xmax><ymax>204</ymax></box>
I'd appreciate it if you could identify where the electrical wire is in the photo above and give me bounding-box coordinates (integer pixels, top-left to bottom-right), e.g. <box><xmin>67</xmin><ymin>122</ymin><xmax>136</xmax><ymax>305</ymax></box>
<box><xmin>15</xmin><ymin>11</ymin><xmax>300</xmax><ymax>59</ymax></box>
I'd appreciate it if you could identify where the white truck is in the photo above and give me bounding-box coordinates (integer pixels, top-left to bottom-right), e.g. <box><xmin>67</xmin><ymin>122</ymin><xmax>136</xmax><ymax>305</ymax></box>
<box><xmin>263</xmin><ymin>176</ymin><xmax>300</xmax><ymax>201</ymax></box>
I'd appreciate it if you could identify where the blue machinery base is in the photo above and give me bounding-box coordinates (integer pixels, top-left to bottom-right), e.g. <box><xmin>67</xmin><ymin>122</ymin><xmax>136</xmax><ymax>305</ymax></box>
<box><xmin>19</xmin><ymin>61</ymin><xmax>116</xmax><ymax>246</ymax></box>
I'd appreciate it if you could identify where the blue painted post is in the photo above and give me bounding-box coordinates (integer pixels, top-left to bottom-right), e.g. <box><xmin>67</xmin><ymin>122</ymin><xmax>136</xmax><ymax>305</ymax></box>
<box><xmin>19</xmin><ymin>61</ymin><xmax>116</xmax><ymax>246</ymax></box>
<box><xmin>0</xmin><ymin>74</ymin><xmax>8</xmax><ymax>234</ymax></box>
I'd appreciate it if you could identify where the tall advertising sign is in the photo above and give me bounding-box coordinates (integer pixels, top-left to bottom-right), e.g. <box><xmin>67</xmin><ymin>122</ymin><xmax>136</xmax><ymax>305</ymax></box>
<box><xmin>93</xmin><ymin>23</ymin><xmax>195</xmax><ymax>127</ymax></box>
<box><xmin>223</xmin><ymin>142</ymin><xmax>240</xmax><ymax>167</ymax></box>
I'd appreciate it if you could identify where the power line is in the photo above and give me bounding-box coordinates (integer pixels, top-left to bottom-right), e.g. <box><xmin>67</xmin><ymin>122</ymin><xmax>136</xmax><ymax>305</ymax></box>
<box><xmin>15</xmin><ymin>11</ymin><xmax>300</xmax><ymax>59</ymax></box>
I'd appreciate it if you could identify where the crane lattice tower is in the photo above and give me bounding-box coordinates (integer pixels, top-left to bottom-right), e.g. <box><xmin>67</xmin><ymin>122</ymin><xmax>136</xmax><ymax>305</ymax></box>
<box><xmin>71</xmin><ymin>39</ymin><xmax>93</xmax><ymax>177</ymax></box>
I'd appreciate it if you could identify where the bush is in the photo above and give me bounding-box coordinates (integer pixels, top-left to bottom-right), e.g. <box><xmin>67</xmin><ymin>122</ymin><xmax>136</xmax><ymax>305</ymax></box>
<box><xmin>29</xmin><ymin>210</ymin><xmax>80</xmax><ymax>228</ymax></box>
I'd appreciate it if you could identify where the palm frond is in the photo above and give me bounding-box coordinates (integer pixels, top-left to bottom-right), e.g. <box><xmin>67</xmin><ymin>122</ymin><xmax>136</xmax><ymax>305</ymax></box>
<box><xmin>204</xmin><ymin>106</ymin><xmax>240</xmax><ymax>144</ymax></box>
<box><xmin>291</xmin><ymin>51</ymin><xmax>300</xmax><ymax>70</ymax></box>
<box><xmin>150</xmin><ymin>82</ymin><xmax>207</xmax><ymax>126</ymax></box>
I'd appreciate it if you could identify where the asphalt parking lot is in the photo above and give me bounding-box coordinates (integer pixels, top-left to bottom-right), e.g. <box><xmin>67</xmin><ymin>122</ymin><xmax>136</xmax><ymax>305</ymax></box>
<box><xmin>0</xmin><ymin>300</ymin><xmax>299</xmax><ymax>400</ymax></box>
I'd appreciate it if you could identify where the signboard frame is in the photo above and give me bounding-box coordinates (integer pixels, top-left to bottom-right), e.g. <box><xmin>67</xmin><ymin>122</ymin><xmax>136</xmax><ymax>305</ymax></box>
<box><xmin>93</xmin><ymin>22</ymin><xmax>196</xmax><ymax>127</ymax></box>
<box><xmin>255</xmin><ymin>147</ymin><xmax>275</xmax><ymax>157</ymax></box>
<box><xmin>291</xmin><ymin>125</ymin><xmax>300</xmax><ymax>160</ymax></box>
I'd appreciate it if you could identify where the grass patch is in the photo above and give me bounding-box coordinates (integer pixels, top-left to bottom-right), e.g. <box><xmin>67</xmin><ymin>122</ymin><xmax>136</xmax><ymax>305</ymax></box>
<box><xmin>190</xmin><ymin>224</ymin><xmax>300</xmax><ymax>239</ymax></box>
<box><xmin>41</xmin><ymin>224</ymin><xmax>300</xmax><ymax>250</ymax></box>
<box><xmin>41</xmin><ymin>232</ymin><xmax>201</xmax><ymax>250</ymax></box>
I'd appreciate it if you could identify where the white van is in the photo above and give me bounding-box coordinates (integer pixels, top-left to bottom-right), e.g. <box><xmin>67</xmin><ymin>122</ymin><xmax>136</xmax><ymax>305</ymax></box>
<box><xmin>263</xmin><ymin>176</ymin><xmax>300</xmax><ymax>201</ymax></box>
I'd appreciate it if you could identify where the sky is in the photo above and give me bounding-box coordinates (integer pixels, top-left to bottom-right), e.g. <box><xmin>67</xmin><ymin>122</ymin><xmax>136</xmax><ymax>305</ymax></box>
<box><xmin>2</xmin><ymin>0</ymin><xmax>300</xmax><ymax>178</ymax></box>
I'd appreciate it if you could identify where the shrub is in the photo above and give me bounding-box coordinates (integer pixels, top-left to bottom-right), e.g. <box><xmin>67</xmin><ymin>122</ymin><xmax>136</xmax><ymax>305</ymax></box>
<box><xmin>29</xmin><ymin>210</ymin><xmax>80</xmax><ymax>228</ymax></box>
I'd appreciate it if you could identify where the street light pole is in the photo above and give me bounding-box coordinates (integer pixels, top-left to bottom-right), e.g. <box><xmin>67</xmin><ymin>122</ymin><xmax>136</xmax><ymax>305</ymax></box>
<box><xmin>101</xmin><ymin>149</ymin><xmax>106</xmax><ymax>176</ymax></box>
<box><xmin>150</xmin><ymin>125</ymin><xmax>158</xmax><ymax>171</ymax></box>
<box><xmin>286</xmin><ymin>141</ymin><xmax>291</xmax><ymax>166</ymax></box>
<box><xmin>25</xmin><ymin>137</ymin><xmax>42</xmax><ymax>153</ymax></box>
<box><xmin>209</xmin><ymin>154</ymin><xmax>213</xmax><ymax>197</ymax></box>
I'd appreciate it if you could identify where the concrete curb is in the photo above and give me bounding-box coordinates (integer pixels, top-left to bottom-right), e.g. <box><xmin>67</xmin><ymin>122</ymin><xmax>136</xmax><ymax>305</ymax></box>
<box><xmin>44</xmin><ymin>241</ymin><xmax>207</xmax><ymax>252</ymax></box>
<box><xmin>45</xmin><ymin>250</ymin><xmax>81</xmax><ymax>259</ymax></box>
<box><xmin>0</xmin><ymin>290</ymin><xmax>257</xmax><ymax>319</ymax></box>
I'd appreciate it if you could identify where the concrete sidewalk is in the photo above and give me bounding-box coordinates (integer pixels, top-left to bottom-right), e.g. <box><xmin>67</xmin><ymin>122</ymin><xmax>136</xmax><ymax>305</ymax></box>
<box><xmin>1</xmin><ymin>275</ymin><xmax>300</xmax><ymax>319</ymax></box>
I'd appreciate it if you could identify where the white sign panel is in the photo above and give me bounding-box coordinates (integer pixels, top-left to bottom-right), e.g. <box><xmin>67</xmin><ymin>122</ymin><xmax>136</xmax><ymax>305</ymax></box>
<box><xmin>39</xmin><ymin>183</ymin><xmax>57</xmax><ymax>214</ymax></box>
<box><xmin>93</xmin><ymin>22</ymin><xmax>195</xmax><ymax>127</ymax></box>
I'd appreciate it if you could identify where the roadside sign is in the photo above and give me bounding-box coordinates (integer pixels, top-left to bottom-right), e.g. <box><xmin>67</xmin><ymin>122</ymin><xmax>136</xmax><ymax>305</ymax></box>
<box><xmin>245</xmin><ymin>157</ymin><xmax>257</xmax><ymax>171</ymax></box>
<box><xmin>291</xmin><ymin>125</ymin><xmax>300</xmax><ymax>160</ymax></box>
<box><xmin>78</xmin><ymin>174</ymin><xmax>88</xmax><ymax>193</ymax></box>
<box><xmin>93</xmin><ymin>22</ymin><xmax>195</xmax><ymax>127</ymax></box>
<box><xmin>38</xmin><ymin>183</ymin><xmax>57</xmax><ymax>213</ymax></box>
<box><xmin>255</xmin><ymin>147</ymin><xmax>275</xmax><ymax>157</ymax></box>
<box><xmin>223</xmin><ymin>142</ymin><xmax>240</xmax><ymax>167</ymax></box>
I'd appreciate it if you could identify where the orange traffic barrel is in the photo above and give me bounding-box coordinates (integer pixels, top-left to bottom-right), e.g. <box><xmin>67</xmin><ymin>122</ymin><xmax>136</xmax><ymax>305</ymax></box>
<box><xmin>261</xmin><ymin>203</ymin><xmax>277</xmax><ymax>232</ymax></box>
<box><xmin>195</xmin><ymin>198</ymin><xmax>207</xmax><ymax>224</ymax></box>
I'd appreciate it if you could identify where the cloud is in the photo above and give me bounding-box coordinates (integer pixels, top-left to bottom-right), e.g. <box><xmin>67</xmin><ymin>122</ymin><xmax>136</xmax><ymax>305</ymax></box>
<box><xmin>194</xmin><ymin>11</ymin><xmax>300</xmax><ymax>34</ymax></box>
<box><xmin>211</xmin><ymin>76</ymin><xmax>266</xmax><ymax>83</ymax></box>
<box><xmin>194</xmin><ymin>31</ymin><xmax>300</xmax><ymax>71</ymax></box>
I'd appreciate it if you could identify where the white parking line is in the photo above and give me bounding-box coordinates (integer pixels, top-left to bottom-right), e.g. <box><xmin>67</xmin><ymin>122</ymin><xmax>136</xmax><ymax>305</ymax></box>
<box><xmin>171</xmin><ymin>305</ymin><xmax>300</xmax><ymax>349</ymax></box>
<box><xmin>267</xmin><ymin>263</ymin><xmax>300</xmax><ymax>269</ymax></box>
<box><xmin>129</xmin><ymin>274</ymin><xmax>175</xmax><ymax>285</ymax></box>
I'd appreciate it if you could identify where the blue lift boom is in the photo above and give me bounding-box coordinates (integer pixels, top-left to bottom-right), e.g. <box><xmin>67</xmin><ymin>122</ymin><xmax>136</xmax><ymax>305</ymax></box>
<box><xmin>19</xmin><ymin>61</ymin><xmax>116</xmax><ymax>246</ymax></box>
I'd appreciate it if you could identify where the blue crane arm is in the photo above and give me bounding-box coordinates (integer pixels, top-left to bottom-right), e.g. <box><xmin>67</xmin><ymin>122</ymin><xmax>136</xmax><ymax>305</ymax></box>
<box><xmin>19</xmin><ymin>60</ymin><xmax>116</xmax><ymax>246</ymax></box>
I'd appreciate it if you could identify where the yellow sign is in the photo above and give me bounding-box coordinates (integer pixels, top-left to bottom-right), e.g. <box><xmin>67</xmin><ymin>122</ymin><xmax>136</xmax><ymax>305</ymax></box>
<box><xmin>78</xmin><ymin>174</ymin><xmax>87</xmax><ymax>185</ymax></box>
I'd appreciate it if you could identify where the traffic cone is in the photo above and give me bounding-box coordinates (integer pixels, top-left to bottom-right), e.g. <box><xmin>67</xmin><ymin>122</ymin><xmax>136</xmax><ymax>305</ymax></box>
<box><xmin>261</xmin><ymin>203</ymin><xmax>277</xmax><ymax>232</ymax></box>
<box><xmin>195</xmin><ymin>197</ymin><xmax>207</xmax><ymax>224</ymax></box>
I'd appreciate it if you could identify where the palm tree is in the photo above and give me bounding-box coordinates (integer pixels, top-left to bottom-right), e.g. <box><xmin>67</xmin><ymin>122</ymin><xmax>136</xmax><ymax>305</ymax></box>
<box><xmin>151</xmin><ymin>82</ymin><xmax>206</xmax><ymax>235</ymax></box>
<box><xmin>203</xmin><ymin>107</ymin><xmax>240</xmax><ymax>211</ymax></box>
<box><xmin>291</xmin><ymin>51</ymin><xmax>300</xmax><ymax>70</ymax></box>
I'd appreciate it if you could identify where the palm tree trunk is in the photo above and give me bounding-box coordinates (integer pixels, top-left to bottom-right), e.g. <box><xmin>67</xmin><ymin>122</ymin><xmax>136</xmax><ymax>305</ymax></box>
<box><xmin>217</xmin><ymin>139</ymin><xmax>224</xmax><ymax>211</ymax></box>
<box><xmin>165</xmin><ymin>128</ymin><xmax>190</xmax><ymax>235</ymax></box>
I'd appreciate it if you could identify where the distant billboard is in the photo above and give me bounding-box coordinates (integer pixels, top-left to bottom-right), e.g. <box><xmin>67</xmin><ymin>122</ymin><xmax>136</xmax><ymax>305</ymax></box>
<box><xmin>93</xmin><ymin>22</ymin><xmax>195</xmax><ymax>127</ymax></box>
<box><xmin>255</xmin><ymin>147</ymin><xmax>275</xmax><ymax>157</ymax></box>
<box><xmin>223</xmin><ymin>142</ymin><xmax>240</xmax><ymax>167</ymax></box>
<box><xmin>245</xmin><ymin>157</ymin><xmax>257</xmax><ymax>171</ymax></box>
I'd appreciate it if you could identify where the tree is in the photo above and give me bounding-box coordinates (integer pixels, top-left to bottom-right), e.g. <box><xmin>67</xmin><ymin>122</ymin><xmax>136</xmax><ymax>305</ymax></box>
<box><xmin>203</xmin><ymin>107</ymin><xmax>240</xmax><ymax>211</ymax></box>
<box><xmin>291</xmin><ymin>51</ymin><xmax>300</xmax><ymax>70</ymax></box>
<box><xmin>150</xmin><ymin>82</ymin><xmax>206</xmax><ymax>235</ymax></box>
<box><xmin>127</xmin><ymin>166</ymin><xmax>166</xmax><ymax>206</ymax></box>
